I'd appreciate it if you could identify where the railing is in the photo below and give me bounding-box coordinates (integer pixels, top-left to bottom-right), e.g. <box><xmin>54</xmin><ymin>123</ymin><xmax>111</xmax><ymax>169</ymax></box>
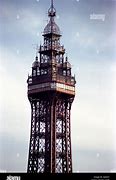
<box><xmin>28</xmin><ymin>74</ymin><xmax>75</xmax><ymax>86</ymax></box>
<box><xmin>40</xmin><ymin>45</ymin><xmax>65</xmax><ymax>52</ymax></box>
<box><xmin>56</xmin><ymin>75</ymin><xmax>75</xmax><ymax>85</ymax></box>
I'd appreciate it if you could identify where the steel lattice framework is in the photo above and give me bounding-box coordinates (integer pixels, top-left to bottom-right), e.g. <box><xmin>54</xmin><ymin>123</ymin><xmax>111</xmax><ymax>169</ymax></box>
<box><xmin>27</xmin><ymin>0</ymin><xmax>76</xmax><ymax>173</ymax></box>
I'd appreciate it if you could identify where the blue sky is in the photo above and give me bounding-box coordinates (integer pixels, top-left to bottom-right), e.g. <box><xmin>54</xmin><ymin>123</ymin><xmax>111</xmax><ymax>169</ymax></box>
<box><xmin>0</xmin><ymin>0</ymin><xmax>116</xmax><ymax>172</ymax></box>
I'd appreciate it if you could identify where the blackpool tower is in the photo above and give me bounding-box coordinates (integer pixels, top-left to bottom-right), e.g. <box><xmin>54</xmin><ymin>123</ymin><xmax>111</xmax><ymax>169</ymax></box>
<box><xmin>27</xmin><ymin>0</ymin><xmax>76</xmax><ymax>173</ymax></box>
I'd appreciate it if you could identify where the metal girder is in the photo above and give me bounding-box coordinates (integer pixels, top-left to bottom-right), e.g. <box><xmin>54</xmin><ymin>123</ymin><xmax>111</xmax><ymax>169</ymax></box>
<box><xmin>27</xmin><ymin>96</ymin><xmax>73</xmax><ymax>173</ymax></box>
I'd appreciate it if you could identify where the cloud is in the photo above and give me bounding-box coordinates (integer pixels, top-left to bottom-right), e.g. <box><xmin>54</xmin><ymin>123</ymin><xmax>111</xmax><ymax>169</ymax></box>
<box><xmin>110</xmin><ymin>169</ymin><xmax>116</xmax><ymax>172</ymax></box>
<box><xmin>0</xmin><ymin>2</ymin><xmax>44</xmax><ymax>36</ymax></box>
<box><xmin>0</xmin><ymin>48</ymin><xmax>31</xmax><ymax>138</ymax></box>
<box><xmin>71</xmin><ymin>62</ymin><xmax>116</xmax><ymax>151</ymax></box>
<box><xmin>18</xmin><ymin>9</ymin><xmax>44</xmax><ymax>35</ymax></box>
<box><xmin>71</xmin><ymin>28</ymin><xmax>116</xmax><ymax>54</ymax></box>
<box><xmin>16</xmin><ymin>153</ymin><xmax>20</xmax><ymax>158</ymax></box>
<box><xmin>0</xmin><ymin>169</ymin><xmax>7</xmax><ymax>172</ymax></box>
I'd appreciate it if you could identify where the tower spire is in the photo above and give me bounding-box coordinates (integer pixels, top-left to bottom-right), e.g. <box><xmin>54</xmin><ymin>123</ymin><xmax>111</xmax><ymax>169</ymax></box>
<box><xmin>43</xmin><ymin>0</ymin><xmax>60</xmax><ymax>35</ymax></box>
<box><xmin>51</xmin><ymin>0</ymin><xmax>53</xmax><ymax>8</ymax></box>
<box><xmin>48</xmin><ymin>0</ymin><xmax>56</xmax><ymax>17</ymax></box>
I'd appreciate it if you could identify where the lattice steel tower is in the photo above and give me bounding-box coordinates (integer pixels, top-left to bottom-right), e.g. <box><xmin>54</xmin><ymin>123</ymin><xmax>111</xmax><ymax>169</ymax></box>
<box><xmin>27</xmin><ymin>0</ymin><xmax>76</xmax><ymax>173</ymax></box>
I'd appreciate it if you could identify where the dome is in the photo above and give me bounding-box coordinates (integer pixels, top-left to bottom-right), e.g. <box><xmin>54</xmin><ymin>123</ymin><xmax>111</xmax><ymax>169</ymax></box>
<box><xmin>43</xmin><ymin>20</ymin><xmax>61</xmax><ymax>35</ymax></box>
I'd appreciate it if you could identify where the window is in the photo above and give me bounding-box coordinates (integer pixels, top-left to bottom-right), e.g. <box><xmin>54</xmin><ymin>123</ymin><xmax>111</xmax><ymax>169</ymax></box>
<box><xmin>37</xmin><ymin>67</ymin><xmax>40</xmax><ymax>75</ymax></box>
<box><xmin>44</xmin><ymin>70</ymin><xmax>47</xmax><ymax>74</ymax></box>
<box><xmin>33</xmin><ymin>70</ymin><xmax>36</xmax><ymax>76</ymax></box>
<box><xmin>51</xmin><ymin>83</ymin><xmax>56</xmax><ymax>89</ymax></box>
<box><xmin>63</xmin><ymin>70</ymin><xmax>66</xmax><ymax>76</ymax></box>
<box><xmin>41</xmin><ymin>70</ymin><xmax>44</xmax><ymax>75</ymax></box>
<box><xmin>67</xmin><ymin>70</ymin><xmax>71</xmax><ymax>76</ymax></box>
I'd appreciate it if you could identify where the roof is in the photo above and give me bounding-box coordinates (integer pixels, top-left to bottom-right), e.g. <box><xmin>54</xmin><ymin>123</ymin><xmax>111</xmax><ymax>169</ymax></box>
<box><xmin>43</xmin><ymin>19</ymin><xmax>61</xmax><ymax>35</ymax></box>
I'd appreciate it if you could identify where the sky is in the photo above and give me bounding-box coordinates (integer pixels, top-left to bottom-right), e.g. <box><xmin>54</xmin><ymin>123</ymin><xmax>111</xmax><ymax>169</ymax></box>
<box><xmin>0</xmin><ymin>0</ymin><xmax>116</xmax><ymax>173</ymax></box>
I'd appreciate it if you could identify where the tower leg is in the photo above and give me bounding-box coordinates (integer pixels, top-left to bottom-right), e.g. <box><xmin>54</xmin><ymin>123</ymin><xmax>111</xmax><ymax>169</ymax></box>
<box><xmin>27</xmin><ymin>96</ymin><xmax>73</xmax><ymax>173</ymax></box>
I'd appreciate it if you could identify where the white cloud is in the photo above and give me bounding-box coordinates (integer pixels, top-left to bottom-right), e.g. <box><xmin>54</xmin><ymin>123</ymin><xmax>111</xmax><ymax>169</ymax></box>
<box><xmin>96</xmin><ymin>153</ymin><xmax>100</xmax><ymax>158</ymax></box>
<box><xmin>16</xmin><ymin>14</ymin><xmax>20</xmax><ymax>20</ymax></box>
<box><xmin>0</xmin><ymin>169</ymin><xmax>7</xmax><ymax>172</ymax></box>
<box><xmin>19</xmin><ymin>9</ymin><xmax>44</xmax><ymax>33</ymax></box>
<box><xmin>110</xmin><ymin>169</ymin><xmax>116</xmax><ymax>172</ymax></box>
<box><xmin>71</xmin><ymin>30</ymin><xmax>95</xmax><ymax>48</ymax></box>
<box><xmin>56</xmin><ymin>15</ymin><xmax>60</xmax><ymax>19</ymax></box>
<box><xmin>71</xmin><ymin>63</ymin><xmax>116</xmax><ymax>151</ymax></box>
<box><xmin>96</xmin><ymin>49</ymin><xmax>99</xmax><ymax>54</ymax></box>
<box><xmin>37</xmin><ymin>32</ymin><xmax>40</xmax><ymax>37</ymax></box>
<box><xmin>16</xmin><ymin>49</ymin><xmax>20</xmax><ymax>54</ymax></box>
<box><xmin>0</xmin><ymin>48</ymin><xmax>31</xmax><ymax>138</ymax></box>
<box><xmin>0</xmin><ymin>3</ymin><xmax>44</xmax><ymax>36</ymax></box>
<box><xmin>76</xmin><ymin>32</ymin><xmax>80</xmax><ymax>37</ymax></box>
<box><xmin>16</xmin><ymin>153</ymin><xmax>20</xmax><ymax>158</ymax></box>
